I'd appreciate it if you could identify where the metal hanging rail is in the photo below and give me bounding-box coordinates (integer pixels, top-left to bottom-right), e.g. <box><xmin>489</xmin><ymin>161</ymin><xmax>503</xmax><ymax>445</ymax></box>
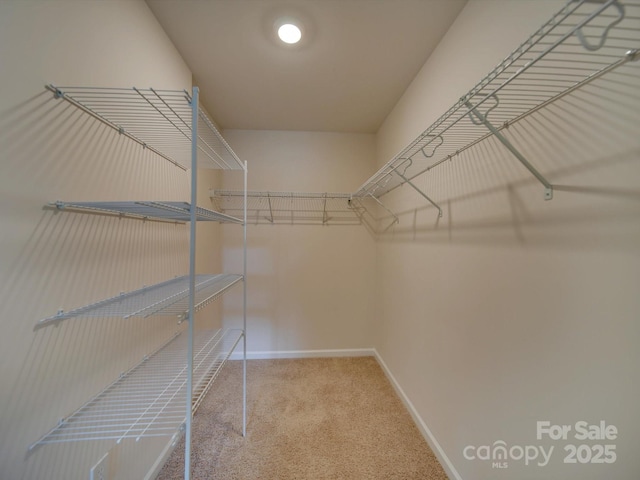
<box><xmin>354</xmin><ymin>0</ymin><xmax>640</xmax><ymax>203</ymax></box>
<box><xmin>27</xmin><ymin>328</ymin><xmax>243</xmax><ymax>452</ymax></box>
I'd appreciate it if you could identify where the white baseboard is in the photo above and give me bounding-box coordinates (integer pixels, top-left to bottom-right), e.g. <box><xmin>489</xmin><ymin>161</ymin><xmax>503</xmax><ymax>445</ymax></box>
<box><xmin>144</xmin><ymin>431</ymin><xmax>183</xmax><ymax>480</ymax></box>
<box><xmin>373</xmin><ymin>349</ymin><xmax>463</xmax><ymax>480</ymax></box>
<box><xmin>229</xmin><ymin>348</ymin><xmax>375</xmax><ymax>360</ymax></box>
<box><xmin>173</xmin><ymin>347</ymin><xmax>461</xmax><ymax>480</ymax></box>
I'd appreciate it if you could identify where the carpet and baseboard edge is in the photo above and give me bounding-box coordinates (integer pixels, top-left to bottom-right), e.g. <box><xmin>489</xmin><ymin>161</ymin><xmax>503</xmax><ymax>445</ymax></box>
<box><xmin>371</xmin><ymin>349</ymin><xmax>463</xmax><ymax>480</ymax></box>
<box><xmin>149</xmin><ymin>348</ymin><xmax>462</xmax><ymax>480</ymax></box>
<box><xmin>146</xmin><ymin>434</ymin><xmax>183</xmax><ymax>480</ymax></box>
<box><xmin>231</xmin><ymin>348</ymin><xmax>463</xmax><ymax>480</ymax></box>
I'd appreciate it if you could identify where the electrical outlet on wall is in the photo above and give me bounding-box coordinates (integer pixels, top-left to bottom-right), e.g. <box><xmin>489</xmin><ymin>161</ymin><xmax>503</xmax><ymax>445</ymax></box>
<box><xmin>90</xmin><ymin>452</ymin><xmax>110</xmax><ymax>480</ymax></box>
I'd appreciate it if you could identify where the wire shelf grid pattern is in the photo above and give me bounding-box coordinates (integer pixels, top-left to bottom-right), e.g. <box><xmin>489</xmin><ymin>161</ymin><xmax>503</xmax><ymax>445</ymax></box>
<box><xmin>36</xmin><ymin>274</ymin><xmax>243</xmax><ymax>329</ymax></box>
<box><xmin>46</xmin><ymin>85</ymin><xmax>245</xmax><ymax>171</ymax></box>
<box><xmin>52</xmin><ymin>201</ymin><xmax>243</xmax><ymax>224</ymax></box>
<box><xmin>28</xmin><ymin>328</ymin><xmax>244</xmax><ymax>450</ymax></box>
<box><xmin>355</xmin><ymin>0</ymin><xmax>640</xmax><ymax>198</ymax></box>
<box><xmin>212</xmin><ymin>190</ymin><xmax>363</xmax><ymax>225</ymax></box>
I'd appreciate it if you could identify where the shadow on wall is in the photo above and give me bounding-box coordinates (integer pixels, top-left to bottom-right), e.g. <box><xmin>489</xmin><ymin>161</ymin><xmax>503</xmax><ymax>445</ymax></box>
<box><xmin>374</xmin><ymin>72</ymin><xmax>640</xmax><ymax>252</ymax></box>
<box><xmin>0</xmin><ymin>89</ymin><xmax>191</xmax><ymax>479</ymax></box>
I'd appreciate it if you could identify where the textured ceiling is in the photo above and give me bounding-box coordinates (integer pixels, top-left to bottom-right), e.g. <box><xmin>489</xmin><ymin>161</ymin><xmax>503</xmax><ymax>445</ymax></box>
<box><xmin>146</xmin><ymin>0</ymin><xmax>467</xmax><ymax>133</ymax></box>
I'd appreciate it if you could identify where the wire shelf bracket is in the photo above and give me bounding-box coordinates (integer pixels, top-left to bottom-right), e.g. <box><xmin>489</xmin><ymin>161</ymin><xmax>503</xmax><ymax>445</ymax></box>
<box><xmin>367</xmin><ymin>193</ymin><xmax>400</xmax><ymax>232</ymax></box>
<box><xmin>464</xmin><ymin>95</ymin><xmax>554</xmax><ymax>200</ymax></box>
<box><xmin>322</xmin><ymin>193</ymin><xmax>330</xmax><ymax>224</ymax></box>
<box><xmin>391</xmin><ymin>159</ymin><xmax>443</xmax><ymax>217</ymax></box>
<box><xmin>266</xmin><ymin>192</ymin><xmax>274</xmax><ymax>224</ymax></box>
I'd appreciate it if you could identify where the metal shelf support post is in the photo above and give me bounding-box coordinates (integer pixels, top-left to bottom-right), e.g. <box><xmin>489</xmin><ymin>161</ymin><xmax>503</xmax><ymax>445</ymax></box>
<box><xmin>185</xmin><ymin>85</ymin><xmax>199</xmax><ymax>480</ymax></box>
<box><xmin>243</xmin><ymin>161</ymin><xmax>248</xmax><ymax>437</ymax></box>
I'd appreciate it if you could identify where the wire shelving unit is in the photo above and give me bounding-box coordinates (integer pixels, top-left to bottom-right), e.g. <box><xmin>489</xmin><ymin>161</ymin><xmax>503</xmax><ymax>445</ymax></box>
<box><xmin>37</xmin><ymin>85</ymin><xmax>249</xmax><ymax>480</ymax></box>
<box><xmin>35</xmin><ymin>274</ymin><xmax>243</xmax><ymax>329</ymax></box>
<box><xmin>354</xmin><ymin>0</ymin><xmax>640</xmax><ymax>215</ymax></box>
<box><xmin>45</xmin><ymin>85</ymin><xmax>245</xmax><ymax>171</ymax></box>
<box><xmin>28</xmin><ymin>328</ymin><xmax>243</xmax><ymax>450</ymax></box>
<box><xmin>212</xmin><ymin>190</ymin><xmax>363</xmax><ymax>225</ymax></box>
<box><xmin>50</xmin><ymin>201</ymin><xmax>243</xmax><ymax>224</ymax></box>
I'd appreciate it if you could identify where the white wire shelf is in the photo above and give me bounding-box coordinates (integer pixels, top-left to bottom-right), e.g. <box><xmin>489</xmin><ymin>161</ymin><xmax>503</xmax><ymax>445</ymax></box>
<box><xmin>35</xmin><ymin>274</ymin><xmax>243</xmax><ymax>330</ymax></box>
<box><xmin>45</xmin><ymin>85</ymin><xmax>245</xmax><ymax>171</ymax></box>
<box><xmin>28</xmin><ymin>328</ymin><xmax>243</xmax><ymax>451</ymax></box>
<box><xmin>354</xmin><ymin>0</ymin><xmax>640</xmax><ymax>200</ymax></box>
<box><xmin>212</xmin><ymin>190</ymin><xmax>363</xmax><ymax>225</ymax></box>
<box><xmin>51</xmin><ymin>200</ymin><xmax>243</xmax><ymax>224</ymax></box>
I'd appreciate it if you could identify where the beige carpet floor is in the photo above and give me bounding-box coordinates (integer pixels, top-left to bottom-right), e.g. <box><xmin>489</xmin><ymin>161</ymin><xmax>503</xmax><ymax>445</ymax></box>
<box><xmin>157</xmin><ymin>357</ymin><xmax>449</xmax><ymax>480</ymax></box>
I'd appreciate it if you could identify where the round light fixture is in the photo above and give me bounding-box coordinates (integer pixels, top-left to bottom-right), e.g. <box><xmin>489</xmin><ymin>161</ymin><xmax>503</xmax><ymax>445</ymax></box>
<box><xmin>277</xmin><ymin>23</ymin><xmax>302</xmax><ymax>44</ymax></box>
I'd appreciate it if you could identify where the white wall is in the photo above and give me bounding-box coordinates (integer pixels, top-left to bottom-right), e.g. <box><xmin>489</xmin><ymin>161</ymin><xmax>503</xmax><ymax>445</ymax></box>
<box><xmin>3</xmin><ymin>1</ymin><xmax>638</xmax><ymax>480</ymax></box>
<box><xmin>374</xmin><ymin>1</ymin><xmax>640</xmax><ymax>480</ymax></box>
<box><xmin>0</xmin><ymin>1</ymin><xmax>212</xmax><ymax>479</ymax></box>
<box><xmin>221</xmin><ymin>130</ymin><xmax>378</xmax><ymax>355</ymax></box>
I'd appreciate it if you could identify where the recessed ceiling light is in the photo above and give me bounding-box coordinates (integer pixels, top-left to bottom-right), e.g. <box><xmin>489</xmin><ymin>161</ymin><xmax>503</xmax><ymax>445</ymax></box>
<box><xmin>278</xmin><ymin>23</ymin><xmax>302</xmax><ymax>44</ymax></box>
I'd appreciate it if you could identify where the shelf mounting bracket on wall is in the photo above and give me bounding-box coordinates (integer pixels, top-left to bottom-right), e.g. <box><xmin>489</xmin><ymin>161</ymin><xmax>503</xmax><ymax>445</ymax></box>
<box><xmin>266</xmin><ymin>192</ymin><xmax>274</xmax><ymax>223</ymax></box>
<box><xmin>322</xmin><ymin>193</ymin><xmax>330</xmax><ymax>224</ymax></box>
<box><xmin>465</xmin><ymin>95</ymin><xmax>553</xmax><ymax>200</ymax></box>
<box><xmin>367</xmin><ymin>193</ymin><xmax>399</xmax><ymax>232</ymax></box>
<box><xmin>392</xmin><ymin>160</ymin><xmax>442</xmax><ymax>217</ymax></box>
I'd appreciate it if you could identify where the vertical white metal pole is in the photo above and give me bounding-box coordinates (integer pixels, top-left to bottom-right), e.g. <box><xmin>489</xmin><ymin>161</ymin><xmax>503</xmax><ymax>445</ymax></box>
<box><xmin>185</xmin><ymin>85</ymin><xmax>199</xmax><ymax>480</ymax></box>
<box><xmin>242</xmin><ymin>160</ymin><xmax>247</xmax><ymax>437</ymax></box>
